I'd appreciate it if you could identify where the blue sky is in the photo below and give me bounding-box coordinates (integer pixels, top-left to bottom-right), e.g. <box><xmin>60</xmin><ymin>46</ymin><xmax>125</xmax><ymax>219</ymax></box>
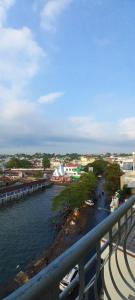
<box><xmin>0</xmin><ymin>0</ymin><xmax>135</xmax><ymax>154</ymax></box>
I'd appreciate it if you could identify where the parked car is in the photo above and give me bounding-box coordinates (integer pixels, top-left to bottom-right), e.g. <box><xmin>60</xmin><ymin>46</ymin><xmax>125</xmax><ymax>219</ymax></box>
<box><xmin>85</xmin><ymin>199</ymin><xmax>94</xmax><ymax>206</ymax></box>
<box><xmin>59</xmin><ymin>266</ymin><xmax>78</xmax><ymax>292</ymax></box>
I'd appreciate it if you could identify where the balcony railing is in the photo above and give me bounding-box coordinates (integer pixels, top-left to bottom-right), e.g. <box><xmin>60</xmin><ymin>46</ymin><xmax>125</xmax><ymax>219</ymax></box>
<box><xmin>5</xmin><ymin>195</ymin><xmax>135</xmax><ymax>300</ymax></box>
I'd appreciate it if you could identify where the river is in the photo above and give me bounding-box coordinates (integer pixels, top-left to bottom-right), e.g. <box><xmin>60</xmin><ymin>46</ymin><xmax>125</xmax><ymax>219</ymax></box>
<box><xmin>0</xmin><ymin>185</ymin><xmax>64</xmax><ymax>285</ymax></box>
<box><xmin>0</xmin><ymin>179</ymin><xmax>110</xmax><ymax>291</ymax></box>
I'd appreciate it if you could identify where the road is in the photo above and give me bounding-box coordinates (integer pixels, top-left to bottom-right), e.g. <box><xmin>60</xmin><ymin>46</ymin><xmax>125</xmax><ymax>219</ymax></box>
<box><xmin>65</xmin><ymin>178</ymin><xmax>110</xmax><ymax>300</ymax></box>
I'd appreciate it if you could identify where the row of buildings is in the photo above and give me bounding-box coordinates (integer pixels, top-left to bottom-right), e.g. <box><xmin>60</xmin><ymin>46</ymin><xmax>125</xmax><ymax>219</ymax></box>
<box><xmin>1</xmin><ymin>152</ymin><xmax>135</xmax><ymax>191</ymax></box>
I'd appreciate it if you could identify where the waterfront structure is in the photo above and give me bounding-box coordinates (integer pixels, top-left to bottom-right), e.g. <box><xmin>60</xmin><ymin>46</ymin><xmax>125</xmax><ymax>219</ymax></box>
<box><xmin>121</xmin><ymin>171</ymin><xmax>135</xmax><ymax>194</ymax></box>
<box><xmin>0</xmin><ymin>179</ymin><xmax>51</xmax><ymax>206</ymax></box>
<box><xmin>5</xmin><ymin>194</ymin><xmax>135</xmax><ymax>299</ymax></box>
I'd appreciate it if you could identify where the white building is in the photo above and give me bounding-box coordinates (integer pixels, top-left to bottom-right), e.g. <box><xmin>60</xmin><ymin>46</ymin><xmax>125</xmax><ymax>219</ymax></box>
<box><xmin>64</xmin><ymin>163</ymin><xmax>81</xmax><ymax>178</ymax></box>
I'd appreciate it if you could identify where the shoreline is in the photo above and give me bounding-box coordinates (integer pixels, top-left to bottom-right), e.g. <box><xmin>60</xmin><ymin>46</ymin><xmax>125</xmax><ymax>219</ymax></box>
<box><xmin>0</xmin><ymin>205</ymin><xmax>93</xmax><ymax>298</ymax></box>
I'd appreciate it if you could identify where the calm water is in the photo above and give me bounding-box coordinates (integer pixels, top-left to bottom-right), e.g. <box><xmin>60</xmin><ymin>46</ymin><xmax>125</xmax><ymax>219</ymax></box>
<box><xmin>0</xmin><ymin>185</ymin><xmax>64</xmax><ymax>284</ymax></box>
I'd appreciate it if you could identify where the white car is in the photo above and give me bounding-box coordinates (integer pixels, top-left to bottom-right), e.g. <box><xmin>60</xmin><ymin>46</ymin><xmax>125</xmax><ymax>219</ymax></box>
<box><xmin>85</xmin><ymin>199</ymin><xmax>94</xmax><ymax>206</ymax></box>
<box><xmin>59</xmin><ymin>266</ymin><xmax>78</xmax><ymax>292</ymax></box>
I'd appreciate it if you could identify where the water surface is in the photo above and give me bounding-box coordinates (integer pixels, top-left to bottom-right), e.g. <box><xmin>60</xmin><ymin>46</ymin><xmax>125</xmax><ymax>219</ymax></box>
<box><xmin>0</xmin><ymin>185</ymin><xmax>64</xmax><ymax>284</ymax></box>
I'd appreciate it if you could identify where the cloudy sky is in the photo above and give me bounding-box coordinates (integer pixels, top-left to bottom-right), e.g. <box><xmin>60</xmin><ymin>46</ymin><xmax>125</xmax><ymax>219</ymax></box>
<box><xmin>0</xmin><ymin>0</ymin><xmax>135</xmax><ymax>154</ymax></box>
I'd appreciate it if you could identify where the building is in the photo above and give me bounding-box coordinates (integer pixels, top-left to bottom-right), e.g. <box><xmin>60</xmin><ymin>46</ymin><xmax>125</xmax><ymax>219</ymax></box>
<box><xmin>64</xmin><ymin>163</ymin><xmax>81</xmax><ymax>178</ymax></box>
<box><xmin>50</xmin><ymin>158</ymin><xmax>62</xmax><ymax>169</ymax></box>
<box><xmin>120</xmin><ymin>171</ymin><xmax>135</xmax><ymax>194</ymax></box>
<box><xmin>79</xmin><ymin>156</ymin><xmax>95</xmax><ymax>166</ymax></box>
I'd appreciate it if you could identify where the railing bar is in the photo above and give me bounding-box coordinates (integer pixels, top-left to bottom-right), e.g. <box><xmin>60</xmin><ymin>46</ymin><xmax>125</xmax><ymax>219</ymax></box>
<box><xmin>125</xmin><ymin>212</ymin><xmax>128</xmax><ymax>231</ymax></box>
<box><xmin>109</xmin><ymin>229</ymin><xmax>127</xmax><ymax>298</ymax></box>
<box><xmin>118</xmin><ymin>219</ymin><xmax>121</xmax><ymax>242</ymax></box>
<box><xmin>84</xmin><ymin>291</ymin><xmax>89</xmax><ymax>300</ymax></box>
<box><xmin>60</xmin><ymin>275</ymin><xmax>79</xmax><ymax>299</ymax></box>
<box><xmin>108</xmin><ymin>250</ymin><xmax>127</xmax><ymax>299</ymax></box>
<box><xmin>115</xmin><ymin>248</ymin><xmax>135</xmax><ymax>292</ymax></box>
<box><xmin>131</xmin><ymin>206</ymin><xmax>133</xmax><ymax>223</ymax></box>
<box><xmin>123</xmin><ymin>219</ymin><xmax>135</xmax><ymax>283</ymax></box>
<box><xmin>75</xmin><ymin>277</ymin><xmax>95</xmax><ymax>300</ymax></box>
<box><xmin>101</xmin><ymin>267</ymin><xmax>111</xmax><ymax>300</ymax></box>
<box><xmin>78</xmin><ymin>259</ymin><xmax>85</xmax><ymax>299</ymax></box>
<box><xmin>94</xmin><ymin>242</ymin><xmax>101</xmax><ymax>300</ymax></box>
<box><xmin>109</xmin><ymin>229</ymin><xmax>113</xmax><ymax>253</ymax></box>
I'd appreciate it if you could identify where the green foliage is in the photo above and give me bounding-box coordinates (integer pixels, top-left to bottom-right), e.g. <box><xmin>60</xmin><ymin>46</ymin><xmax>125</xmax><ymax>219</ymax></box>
<box><xmin>104</xmin><ymin>163</ymin><xmax>123</xmax><ymax>196</ymax></box>
<box><xmin>6</xmin><ymin>158</ymin><xmax>32</xmax><ymax>169</ymax></box>
<box><xmin>52</xmin><ymin>172</ymin><xmax>97</xmax><ymax>211</ymax></box>
<box><xmin>118</xmin><ymin>185</ymin><xmax>131</xmax><ymax>202</ymax></box>
<box><xmin>42</xmin><ymin>156</ymin><xmax>50</xmax><ymax>168</ymax></box>
<box><xmin>84</xmin><ymin>159</ymin><xmax>108</xmax><ymax>176</ymax></box>
<box><xmin>67</xmin><ymin>153</ymin><xmax>80</xmax><ymax>161</ymax></box>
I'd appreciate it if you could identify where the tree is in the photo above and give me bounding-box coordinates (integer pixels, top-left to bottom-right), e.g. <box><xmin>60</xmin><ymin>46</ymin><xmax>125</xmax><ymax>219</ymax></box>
<box><xmin>52</xmin><ymin>172</ymin><xmax>97</xmax><ymax>211</ymax></box>
<box><xmin>42</xmin><ymin>156</ymin><xmax>50</xmax><ymax>168</ymax></box>
<box><xmin>6</xmin><ymin>158</ymin><xmax>32</xmax><ymax>169</ymax></box>
<box><xmin>118</xmin><ymin>185</ymin><xmax>131</xmax><ymax>202</ymax></box>
<box><xmin>104</xmin><ymin>163</ymin><xmax>123</xmax><ymax>196</ymax></box>
<box><xmin>84</xmin><ymin>159</ymin><xmax>108</xmax><ymax>176</ymax></box>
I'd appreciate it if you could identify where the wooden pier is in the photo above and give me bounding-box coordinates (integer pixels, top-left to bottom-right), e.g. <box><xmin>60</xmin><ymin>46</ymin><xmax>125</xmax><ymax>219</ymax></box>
<box><xmin>0</xmin><ymin>179</ymin><xmax>52</xmax><ymax>206</ymax></box>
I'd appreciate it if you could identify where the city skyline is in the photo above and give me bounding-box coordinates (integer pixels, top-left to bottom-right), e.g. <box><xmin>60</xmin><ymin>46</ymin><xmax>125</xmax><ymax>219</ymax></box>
<box><xmin>0</xmin><ymin>0</ymin><xmax>135</xmax><ymax>153</ymax></box>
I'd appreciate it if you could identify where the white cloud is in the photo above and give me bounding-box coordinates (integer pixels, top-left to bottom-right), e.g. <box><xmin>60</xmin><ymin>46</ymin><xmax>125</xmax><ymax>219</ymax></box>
<box><xmin>38</xmin><ymin>92</ymin><xmax>64</xmax><ymax>104</ymax></box>
<box><xmin>119</xmin><ymin>117</ymin><xmax>135</xmax><ymax>140</ymax></box>
<box><xmin>0</xmin><ymin>26</ymin><xmax>45</xmax><ymax>85</ymax></box>
<box><xmin>0</xmin><ymin>0</ymin><xmax>15</xmax><ymax>27</ymax></box>
<box><xmin>0</xmin><ymin>25</ymin><xmax>45</xmax><ymax>141</ymax></box>
<box><xmin>40</xmin><ymin>0</ymin><xmax>73</xmax><ymax>31</ymax></box>
<box><xmin>0</xmin><ymin>99</ymin><xmax>37</xmax><ymax>121</ymax></box>
<box><xmin>0</xmin><ymin>4</ymin><xmax>47</xmax><ymax>150</ymax></box>
<box><xmin>69</xmin><ymin>116</ymin><xmax>108</xmax><ymax>140</ymax></box>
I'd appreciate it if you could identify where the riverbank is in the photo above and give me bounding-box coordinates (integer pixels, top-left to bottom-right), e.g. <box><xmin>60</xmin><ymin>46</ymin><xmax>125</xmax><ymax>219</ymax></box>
<box><xmin>0</xmin><ymin>205</ymin><xmax>94</xmax><ymax>298</ymax></box>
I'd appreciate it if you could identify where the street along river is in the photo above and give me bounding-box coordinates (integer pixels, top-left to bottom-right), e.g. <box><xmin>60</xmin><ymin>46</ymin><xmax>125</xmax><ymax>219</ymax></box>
<box><xmin>0</xmin><ymin>179</ymin><xmax>109</xmax><ymax>291</ymax></box>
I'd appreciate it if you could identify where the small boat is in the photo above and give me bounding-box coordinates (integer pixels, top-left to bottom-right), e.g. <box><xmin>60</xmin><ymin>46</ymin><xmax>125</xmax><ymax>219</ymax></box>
<box><xmin>85</xmin><ymin>199</ymin><xmax>94</xmax><ymax>206</ymax></box>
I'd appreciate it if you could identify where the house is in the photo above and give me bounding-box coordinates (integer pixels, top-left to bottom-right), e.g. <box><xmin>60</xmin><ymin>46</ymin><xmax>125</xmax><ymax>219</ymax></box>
<box><xmin>64</xmin><ymin>163</ymin><xmax>82</xmax><ymax>178</ymax></box>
